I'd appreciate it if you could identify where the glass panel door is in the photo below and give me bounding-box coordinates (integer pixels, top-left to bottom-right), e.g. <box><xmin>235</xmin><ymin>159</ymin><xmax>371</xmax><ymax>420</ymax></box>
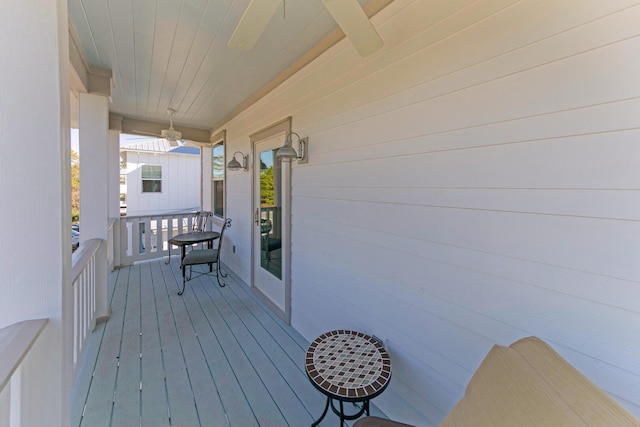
<box><xmin>259</xmin><ymin>149</ymin><xmax>282</xmax><ymax>279</ymax></box>
<box><xmin>253</xmin><ymin>134</ymin><xmax>289</xmax><ymax>316</ymax></box>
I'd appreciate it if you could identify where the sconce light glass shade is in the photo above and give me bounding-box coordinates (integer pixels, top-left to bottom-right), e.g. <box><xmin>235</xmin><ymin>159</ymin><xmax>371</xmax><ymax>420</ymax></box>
<box><xmin>227</xmin><ymin>157</ymin><xmax>242</xmax><ymax>170</ymax></box>
<box><xmin>275</xmin><ymin>143</ymin><xmax>298</xmax><ymax>159</ymax></box>
<box><xmin>227</xmin><ymin>151</ymin><xmax>248</xmax><ymax>171</ymax></box>
<box><xmin>275</xmin><ymin>132</ymin><xmax>308</xmax><ymax>163</ymax></box>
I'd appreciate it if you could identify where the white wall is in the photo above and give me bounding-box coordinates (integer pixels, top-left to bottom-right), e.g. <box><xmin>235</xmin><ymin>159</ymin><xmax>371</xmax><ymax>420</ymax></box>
<box><xmin>0</xmin><ymin>0</ymin><xmax>71</xmax><ymax>425</ymax></box>
<box><xmin>124</xmin><ymin>151</ymin><xmax>201</xmax><ymax>216</ymax></box>
<box><xmin>219</xmin><ymin>0</ymin><xmax>640</xmax><ymax>424</ymax></box>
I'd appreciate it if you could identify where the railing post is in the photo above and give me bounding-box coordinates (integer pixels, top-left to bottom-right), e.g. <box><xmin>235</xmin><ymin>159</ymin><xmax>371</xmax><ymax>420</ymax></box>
<box><xmin>0</xmin><ymin>319</ymin><xmax>49</xmax><ymax>427</ymax></box>
<box><xmin>114</xmin><ymin>219</ymin><xmax>121</xmax><ymax>268</ymax></box>
<box><xmin>107</xmin><ymin>218</ymin><xmax>116</xmax><ymax>271</ymax></box>
<box><xmin>95</xmin><ymin>241</ymin><xmax>108</xmax><ymax>323</ymax></box>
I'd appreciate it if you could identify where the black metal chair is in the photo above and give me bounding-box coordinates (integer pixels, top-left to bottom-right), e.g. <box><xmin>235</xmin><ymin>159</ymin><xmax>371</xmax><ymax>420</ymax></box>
<box><xmin>166</xmin><ymin>210</ymin><xmax>213</xmax><ymax>264</ymax></box>
<box><xmin>179</xmin><ymin>218</ymin><xmax>231</xmax><ymax>295</ymax></box>
<box><xmin>192</xmin><ymin>210</ymin><xmax>212</xmax><ymax>232</ymax></box>
<box><xmin>260</xmin><ymin>219</ymin><xmax>281</xmax><ymax>267</ymax></box>
<box><xmin>353</xmin><ymin>417</ymin><xmax>414</xmax><ymax>427</ymax></box>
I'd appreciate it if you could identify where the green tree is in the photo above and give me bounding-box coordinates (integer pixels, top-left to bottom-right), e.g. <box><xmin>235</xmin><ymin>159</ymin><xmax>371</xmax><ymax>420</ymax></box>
<box><xmin>260</xmin><ymin>166</ymin><xmax>274</xmax><ymax>206</ymax></box>
<box><xmin>71</xmin><ymin>150</ymin><xmax>80</xmax><ymax>222</ymax></box>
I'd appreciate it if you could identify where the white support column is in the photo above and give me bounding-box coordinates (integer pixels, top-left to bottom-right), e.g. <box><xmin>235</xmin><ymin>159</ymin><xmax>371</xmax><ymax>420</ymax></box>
<box><xmin>107</xmin><ymin>129</ymin><xmax>120</xmax><ymax>270</ymax></box>
<box><xmin>0</xmin><ymin>0</ymin><xmax>71</xmax><ymax>425</ymax></box>
<box><xmin>201</xmin><ymin>145</ymin><xmax>213</xmax><ymax>211</ymax></box>
<box><xmin>108</xmin><ymin>130</ymin><xmax>121</xmax><ymax>220</ymax></box>
<box><xmin>79</xmin><ymin>92</ymin><xmax>110</xmax><ymax>320</ymax></box>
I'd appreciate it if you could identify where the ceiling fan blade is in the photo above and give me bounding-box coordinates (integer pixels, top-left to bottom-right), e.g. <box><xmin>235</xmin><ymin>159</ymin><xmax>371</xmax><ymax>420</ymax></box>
<box><xmin>179</xmin><ymin>139</ymin><xmax>204</xmax><ymax>148</ymax></box>
<box><xmin>131</xmin><ymin>130</ymin><xmax>162</xmax><ymax>138</ymax></box>
<box><xmin>131</xmin><ymin>130</ymin><xmax>180</xmax><ymax>146</ymax></box>
<box><xmin>228</xmin><ymin>0</ymin><xmax>282</xmax><ymax>50</ymax></box>
<box><xmin>321</xmin><ymin>0</ymin><xmax>383</xmax><ymax>57</ymax></box>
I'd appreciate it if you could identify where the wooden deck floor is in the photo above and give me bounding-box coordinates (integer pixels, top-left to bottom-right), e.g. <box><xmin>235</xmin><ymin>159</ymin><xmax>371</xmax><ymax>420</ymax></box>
<box><xmin>71</xmin><ymin>257</ymin><xmax>385</xmax><ymax>427</ymax></box>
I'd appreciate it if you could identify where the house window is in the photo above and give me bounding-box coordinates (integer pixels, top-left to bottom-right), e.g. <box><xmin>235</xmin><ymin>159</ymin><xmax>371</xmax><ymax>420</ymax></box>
<box><xmin>212</xmin><ymin>143</ymin><xmax>224</xmax><ymax>217</ymax></box>
<box><xmin>141</xmin><ymin>165</ymin><xmax>162</xmax><ymax>193</ymax></box>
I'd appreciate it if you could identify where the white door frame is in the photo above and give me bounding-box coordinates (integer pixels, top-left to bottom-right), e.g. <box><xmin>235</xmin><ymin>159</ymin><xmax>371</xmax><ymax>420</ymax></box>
<box><xmin>250</xmin><ymin>118</ymin><xmax>292</xmax><ymax>323</ymax></box>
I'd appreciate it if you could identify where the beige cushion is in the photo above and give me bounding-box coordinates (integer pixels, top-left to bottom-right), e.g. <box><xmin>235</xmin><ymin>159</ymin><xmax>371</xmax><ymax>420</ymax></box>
<box><xmin>182</xmin><ymin>248</ymin><xmax>217</xmax><ymax>266</ymax></box>
<box><xmin>512</xmin><ymin>337</ymin><xmax>639</xmax><ymax>427</ymax></box>
<box><xmin>440</xmin><ymin>337</ymin><xmax>640</xmax><ymax>427</ymax></box>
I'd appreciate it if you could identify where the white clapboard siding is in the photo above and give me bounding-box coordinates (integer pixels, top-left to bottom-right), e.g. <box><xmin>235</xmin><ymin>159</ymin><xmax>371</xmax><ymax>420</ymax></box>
<box><xmin>220</xmin><ymin>0</ymin><xmax>640</xmax><ymax>424</ymax></box>
<box><xmin>124</xmin><ymin>150</ymin><xmax>200</xmax><ymax>216</ymax></box>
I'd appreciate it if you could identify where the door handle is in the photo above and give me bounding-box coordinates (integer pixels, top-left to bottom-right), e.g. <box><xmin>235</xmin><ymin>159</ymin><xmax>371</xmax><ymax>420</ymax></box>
<box><xmin>254</xmin><ymin>208</ymin><xmax>259</xmax><ymax>226</ymax></box>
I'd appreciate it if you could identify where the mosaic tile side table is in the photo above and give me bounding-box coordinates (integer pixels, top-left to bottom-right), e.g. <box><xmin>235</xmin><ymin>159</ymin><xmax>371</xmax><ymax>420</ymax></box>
<box><xmin>305</xmin><ymin>330</ymin><xmax>392</xmax><ymax>427</ymax></box>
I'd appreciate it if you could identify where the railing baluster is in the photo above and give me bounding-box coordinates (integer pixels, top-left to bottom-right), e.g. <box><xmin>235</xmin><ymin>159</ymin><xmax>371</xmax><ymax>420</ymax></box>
<box><xmin>71</xmin><ymin>239</ymin><xmax>101</xmax><ymax>377</ymax></box>
<box><xmin>117</xmin><ymin>210</ymin><xmax>200</xmax><ymax>266</ymax></box>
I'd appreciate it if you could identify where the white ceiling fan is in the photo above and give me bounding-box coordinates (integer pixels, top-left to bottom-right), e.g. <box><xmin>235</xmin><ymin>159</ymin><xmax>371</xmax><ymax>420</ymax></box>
<box><xmin>133</xmin><ymin>108</ymin><xmax>183</xmax><ymax>147</ymax></box>
<box><xmin>228</xmin><ymin>0</ymin><xmax>384</xmax><ymax>57</ymax></box>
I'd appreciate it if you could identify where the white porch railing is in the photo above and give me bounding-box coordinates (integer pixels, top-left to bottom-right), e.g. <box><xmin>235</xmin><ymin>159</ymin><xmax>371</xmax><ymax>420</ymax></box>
<box><xmin>107</xmin><ymin>218</ymin><xmax>116</xmax><ymax>271</ymax></box>
<box><xmin>71</xmin><ymin>238</ymin><xmax>101</xmax><ymax>377</ymax></box>
<box><xmin>117</xmin><ymin>211</ymin><xmax>201</xmax><ymax>266</ymax></box>
<box><xmin>1</xmin><ymin>237</ymin><xmax>105</xmax><ymax>425</ymax></box>
<box><xmin>0</xmin><ymin>318</ymin><xmax>49</xmax><ymax>426</ymax></box>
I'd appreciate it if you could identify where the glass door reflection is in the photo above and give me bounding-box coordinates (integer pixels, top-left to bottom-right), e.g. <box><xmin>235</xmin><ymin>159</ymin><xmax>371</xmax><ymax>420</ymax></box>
<box><xmin>259</xmin><ymin>149</ymin><xmax>282</xmax><ymax>279</ymax></box>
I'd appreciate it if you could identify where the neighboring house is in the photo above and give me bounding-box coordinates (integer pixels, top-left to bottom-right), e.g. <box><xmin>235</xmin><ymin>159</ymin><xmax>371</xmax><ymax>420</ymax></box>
<box><xmin>120</xmin><ymin>139</ymin><xmax>200</xmax><ymax>216</ymax></box>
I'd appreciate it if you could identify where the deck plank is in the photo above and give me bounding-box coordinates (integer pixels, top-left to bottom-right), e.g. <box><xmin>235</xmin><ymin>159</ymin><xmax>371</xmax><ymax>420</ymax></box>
<box><xmin>153</xmin><ymin>259</ymin><xmax>201</xmax><ymax>427</ymax></box>
<box><xmin>179</xmin><ymin>278</ymin><xmax>258</xmax><ymax>426</ymax></box>
<box><xmin>111</xmin><ymin>262</ymin><xmax>142</xmax><ymax>426</ymax></box>
<box><xmin>222</xmin><ymin>271</ymin><xmax>349</xmax><ymax>425</ymax></box>
<box><xmin>73</xmin><ymin>258</ymin><xmax>387</xmax><ymax>427</ymax></box>
<box><xmin>213</xmin><ymin>276</ymin><xmax>318</xmax><ymax>423</ymax></box>
<box><xmin>189</xmin><ymin>276</ymin><xmax>288</xmax><ymax>427</ymax></box>
<box><xmin>79</xmin><ymin>264</ymin><xmax>129</xmax><ymax>426</ymax></box>
<box><xmin>140</xmin><ymin>261</ymin><xmax>170</xmax><ymax>426</ymax></box>
<box><xmin>161</xmin><ymin>261</ymin><xmax>229</xmax><ymax>426</ymax></box>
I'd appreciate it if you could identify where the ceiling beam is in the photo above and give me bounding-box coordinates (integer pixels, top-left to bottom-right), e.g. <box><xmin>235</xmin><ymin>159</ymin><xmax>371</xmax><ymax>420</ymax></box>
<box><xmin>68</xmin><ymin>21</ymin><xmax>112</xmax><ymax>97</ymax></box>
<box><xmin>119</xmin><ymin>116</ymin><xmax>211</xmax><ymax>144</ymax></box>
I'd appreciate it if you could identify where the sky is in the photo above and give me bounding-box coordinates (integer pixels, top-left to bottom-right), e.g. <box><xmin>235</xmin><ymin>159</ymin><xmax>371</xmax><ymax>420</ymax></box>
<box><xmin>70</xmin><ymin>128</ymin><xmax>153</xmax><ymax>153</ymax></box>
<box><xmin>71</xmin><ymin>128</ymin><xmax>79</xmax><ymax>152</ymax></box>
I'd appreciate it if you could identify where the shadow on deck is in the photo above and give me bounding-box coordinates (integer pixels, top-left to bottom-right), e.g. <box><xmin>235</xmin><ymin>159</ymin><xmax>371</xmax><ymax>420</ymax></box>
<box><xmin>71</xmin><ymin>256</ymin><xmax>385</xmax><ymax>426</ymax></box>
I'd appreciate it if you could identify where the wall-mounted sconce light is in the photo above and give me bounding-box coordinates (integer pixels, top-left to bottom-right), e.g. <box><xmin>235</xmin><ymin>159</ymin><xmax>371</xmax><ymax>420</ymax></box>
<box><xmin>275</xmin><ymin>132</ymin><xmax>308</xmax><ymax>164</ymax></box>
<box><xmin>227</xmin><ymin>151</ymin><xmax>248</xmax><ymax>171</ymax></box>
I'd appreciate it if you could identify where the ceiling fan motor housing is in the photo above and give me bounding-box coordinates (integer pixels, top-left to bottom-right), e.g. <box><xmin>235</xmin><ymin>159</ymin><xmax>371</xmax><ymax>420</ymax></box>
<box><xmin>161</xmin><ymin>128</ymin><xmax>182</xmax><ymax>141</ymax></box>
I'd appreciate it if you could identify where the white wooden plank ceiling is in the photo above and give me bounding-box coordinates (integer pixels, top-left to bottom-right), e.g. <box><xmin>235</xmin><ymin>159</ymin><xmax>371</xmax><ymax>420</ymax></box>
<box><xmin>68</xmin><ymin>0</ymin><xmax>372</xmax><ymax>132</ymax></box>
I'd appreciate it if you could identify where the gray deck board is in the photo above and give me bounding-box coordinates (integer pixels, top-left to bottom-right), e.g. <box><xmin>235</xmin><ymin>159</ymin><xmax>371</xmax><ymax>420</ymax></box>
<box><xmin>180</xmin><ymin>280</ymin><xmax>258</xmax><ymax>426</ymax></box>
<box><xmin>72</xmin><ymin>257</ymin><xmax>386</xmax><ymax>427</ymax></box>
<box><xmin>218</xmin><ymin>281</ymin><xmax>322</xmax><ymax>420</ymax></box>
<box><xmin>80</xmin><ymin>264</ymin><xmax>128</xmax><ymax>426</ymax></box>
<box><xmin>209</xmin><ymin>280</ymin><xmax>315</xmax><ymax>421</ymax></box>
<box><xmin>140</xmin><ymin>261</ymin><xmax>171</xmax><ymax>427</ymax></box>
<box><xmin>191</xmin><ymin>280</ymin><xmax>287</xmax><ymax>427</ymax></box>
<box><xmin>155</xmin><ymin>261</ymin><xmax>201</xmax><ymax>427</ymax></box>
<box><xmin>160</xmin><ymin>260</ymin><xmax>229</xmax><ymax>426</ymax></box>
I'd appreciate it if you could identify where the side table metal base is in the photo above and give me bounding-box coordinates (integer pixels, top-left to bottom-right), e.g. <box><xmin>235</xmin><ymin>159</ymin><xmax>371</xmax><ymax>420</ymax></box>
<box><xmin>311</xmin><ymin>396</ymin><xmax>369</xmax><ymax>427</ymax></box>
